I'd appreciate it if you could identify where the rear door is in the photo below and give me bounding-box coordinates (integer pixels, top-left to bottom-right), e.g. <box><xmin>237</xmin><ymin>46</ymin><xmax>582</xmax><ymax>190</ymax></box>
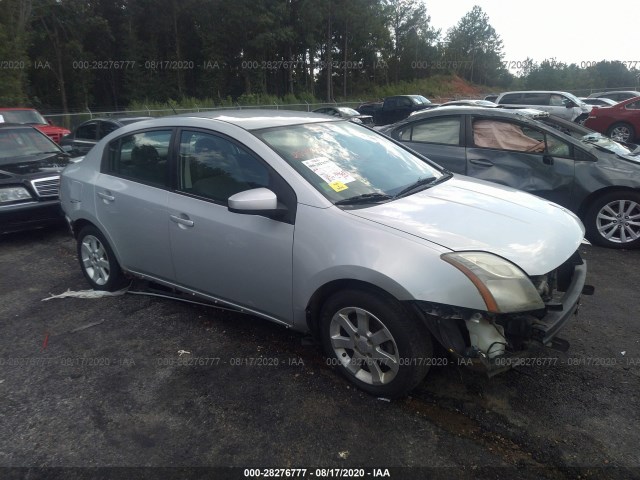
<box><xmin>465</xmin><ymin>116</ymin><xmax>576</xmax><ymax>209</ymax></box>
<box><xmin>94</xmin><ymin>128</ymin><xmax>175</xmax><ymax>280</ymax></box>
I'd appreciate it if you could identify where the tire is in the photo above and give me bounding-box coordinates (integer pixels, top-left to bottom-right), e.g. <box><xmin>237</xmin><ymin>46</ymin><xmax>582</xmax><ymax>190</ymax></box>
<box><xmin>319</xmin><ymin>289</ymin><xmax>433</xmax><ymax>398</ymax></box>
<box><xmin>607</xmin><ymin>122</ymin><xmax>635</xmax><ymax>143</ymax></box>
<box><xmin>585</xmin><ymin>191</ymin><xmax>640</xmax><ymax>249</ymax></box>
<box><xmin>76</xmin><ymin>225</ymin><xmax>127</xmax><ymax>290</ymax></box>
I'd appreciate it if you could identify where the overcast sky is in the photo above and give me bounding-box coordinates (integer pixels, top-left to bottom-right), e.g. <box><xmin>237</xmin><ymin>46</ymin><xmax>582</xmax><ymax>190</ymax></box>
<box><xmin>424</xmin><ymin>0</ymin><xmax>639</xmax><ymax>69</ymax></box>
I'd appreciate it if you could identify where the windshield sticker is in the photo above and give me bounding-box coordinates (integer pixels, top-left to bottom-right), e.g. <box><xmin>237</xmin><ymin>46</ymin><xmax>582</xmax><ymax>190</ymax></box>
<box><xmin>328</xmin><ymin>180</ymin><xmax>348</xmax><ymax>192</ymax></box>
<box><xmin>302</xmin><ymin>157</ymin><xmax>356</xmax><ymax>184</ymax></box>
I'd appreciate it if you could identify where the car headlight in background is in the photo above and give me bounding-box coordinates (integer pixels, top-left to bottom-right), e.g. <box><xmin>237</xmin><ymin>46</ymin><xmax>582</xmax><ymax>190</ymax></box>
<box><xmin>441</xmin><ymin>251</ymin><xmax>545</xmax><ymax>313</ymax></box>
<box><xmin>0</xmin><ymin>187</ymin><xmax>33</xmax><ymax>203</ymax></box>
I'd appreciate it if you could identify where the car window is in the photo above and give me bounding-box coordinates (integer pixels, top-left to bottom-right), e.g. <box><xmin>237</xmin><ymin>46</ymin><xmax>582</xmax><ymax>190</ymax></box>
<box><xmin>498</xmin><ymin>93</ymin><xmax>522</xmax><ymax>104</ymax></box>
<box><xmin>472</xmin><ymin>119</ymin><xmax>545</xmax><ymax>153</ymax></box>
<box><xmin>105</xmin><ymin>130</ymin><xmax>172</xmax><ymax>187</ymax></box>
<box><xmin>254</xmin><ymin>121</ymin><xmax>443</xmax><ymax>203</ymax></box>
<box><xmin>400</xmin><ymin>116</ymin><xmax>460</xmax><ymax>145</ymax></box>
<box><xmin>626</xmin><ymin>101</ymin><xmax>640</xmax><ymax>110</ymax></box>
<box><xmin>545</xmin><ymin>134</ymin><xmax>571</xmax><ymax>157</ymax></box>
<box><xmin>99</xmin><ymin>121</ymin><xmax>119</xmax><ymax>138</ymax></box>
<box><xmin>549</xmin><ymin>94</ymin><xmax>565</xmax><ymax>106</ymax></box>
<box><xmin>76</xmin><ymin>122</ymin><xmax>98</xmax><ymax>140</ymax></box>
<box><xmin>398</xmin><ymin>97</ymin><xmax>412</xmax><ymax>107</ymax></box>
<box><xmin>177</xmin><ymin>131</ymin><xmax>270</xmax><ymax>204</ymax></box>
<box><xmin>523</xmin><ymin>93</ymin><xmax>551</xmax><ymax>106</ymax></box>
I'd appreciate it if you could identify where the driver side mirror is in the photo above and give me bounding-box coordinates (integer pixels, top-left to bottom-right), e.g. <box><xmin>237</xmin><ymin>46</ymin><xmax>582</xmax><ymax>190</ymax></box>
<box><xmin>562</xmin><ymin>99</ymin><xmax>576</xmax><ymax>108</ymax></box>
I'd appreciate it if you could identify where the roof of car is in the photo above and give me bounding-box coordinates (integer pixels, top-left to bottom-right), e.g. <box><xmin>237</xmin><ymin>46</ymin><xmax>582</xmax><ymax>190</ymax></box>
<box><xmin>174</xmin><ymin>109</ymin><xmax>341</xmax><ymax>130</ymax></box>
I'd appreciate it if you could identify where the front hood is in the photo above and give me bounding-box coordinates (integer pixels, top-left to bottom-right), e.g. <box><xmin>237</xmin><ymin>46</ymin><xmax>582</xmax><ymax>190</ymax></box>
<box><xmin>347</xmin><ymin>176</ymin><xmax>585</xmax><ymax>275</ymax></box>
<box><xmin>0</xmin><ymin>154</ymin><xmax>71</xmax><ymax>176</ymax></box>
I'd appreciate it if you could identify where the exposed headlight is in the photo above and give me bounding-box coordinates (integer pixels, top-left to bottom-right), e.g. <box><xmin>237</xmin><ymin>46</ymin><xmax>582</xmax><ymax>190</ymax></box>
<box><xmin>441</xmin><ymin>251</ymin><xmax>544</xmax><ymax>313</ymax></box>
<box><xmin>0</xmin><ymin>187</ymin><xmax>33</xmax><ymax>203</ymax></box>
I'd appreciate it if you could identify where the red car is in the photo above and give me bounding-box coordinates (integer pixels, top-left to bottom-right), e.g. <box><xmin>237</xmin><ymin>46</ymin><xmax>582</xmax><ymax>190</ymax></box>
<box><xmin>0</xmin><ymin>108</ymin><xmax>70</xmax><ymax>144</ymax></box>
<box><xmin>584</xmin><ymin>96</ymin><xmax>640</xmax><ymax>143</ymax></box>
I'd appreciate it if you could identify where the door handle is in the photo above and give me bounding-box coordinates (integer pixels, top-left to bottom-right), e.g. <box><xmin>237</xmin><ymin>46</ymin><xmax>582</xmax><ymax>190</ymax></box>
<box><xmin>97</xmin><ymin>191</ymin><xmax>115</xmax><ymax>202</ymax></box>
<box><xmin>543</xmin><ymin>155</ymin><xmax>554</xmax><ymax>165</ymax></box>
<box><xmin>469</xmin><ymin>158</ymin><xmax>494</xmax><ymax>167</ymax></box>
<box><xmin>170</xmin><ymin>214</ymin><xmax>195</xmax><ymax>228</ymax></box>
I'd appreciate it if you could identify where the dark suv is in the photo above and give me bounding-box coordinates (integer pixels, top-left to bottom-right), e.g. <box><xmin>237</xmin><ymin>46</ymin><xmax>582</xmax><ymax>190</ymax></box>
<box><xmin>0</xmin><ymin>124</ymin><xmax>72</xmax><ymax>234</ymax></box>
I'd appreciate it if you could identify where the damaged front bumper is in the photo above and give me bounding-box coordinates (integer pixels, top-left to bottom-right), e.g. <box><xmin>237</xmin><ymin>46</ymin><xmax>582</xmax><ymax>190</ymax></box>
<box><xmin>411</xmin><ymin>253</ymin><xmax>593</xmax><ymax>376</ymax></box>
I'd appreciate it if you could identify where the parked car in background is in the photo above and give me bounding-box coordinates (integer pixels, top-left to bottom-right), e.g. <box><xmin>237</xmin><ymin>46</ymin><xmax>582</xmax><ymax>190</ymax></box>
<box><xmin>0</xmin><ymin>107</ymin><xmax>70</xmax><ymax>143</ymax></box>
<box><xmin>60</xmin><ymin>110</ymin><xmax>590</xmax><ymax>397</ymax></box>
<box><xmin>60</xmin><ymin>117</ymin><xmax>152</xmax><ymax>156</ymax></box>
<box><xmin>584</xmin><ymin>96</ymin><xmax>640</xmax><ymax>143</ymax></box>
<box><xmin>588</xmin><ymin>91</ymin><xmax>640</xmax><ymax>102</ymax></box>
<box><xmin>484</xmin><ymin>94</ymin><xmax>499</xmax><ymax>102</ymax></box>
<box><xmin>380</xmin><ymin>106</ymin><xmax>640</xmax><ymax>248</ymax></box>
<box><xmin>359</xmin><ymin>95</ymin><xmax>436</xmax><ymax>125</ymax></box>
<box><xmin>580</xmin><ymin>97</ymin><xmax>617</xmax><ymax>108</ymax></box>
<box><xmin>0</xmin><ymin>124</ymin><xmax>73</xmax><ymax>234</ymax></box>
<box><xmin>495</xmin><ymin>91</ymin><xmax>592</xmax><ymax>123</ymax></box>
<box><xmin>312</xmin><ymin>106</ymin><xmax>373</xmax><ymax>125</ymax></box>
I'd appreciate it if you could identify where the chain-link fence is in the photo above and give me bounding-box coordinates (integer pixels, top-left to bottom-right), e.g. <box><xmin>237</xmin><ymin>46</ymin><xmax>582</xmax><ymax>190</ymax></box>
<box><xmin>43</xmin><ymin>102</ymin><xmax>365</xmax><ymax>130</ymax></box>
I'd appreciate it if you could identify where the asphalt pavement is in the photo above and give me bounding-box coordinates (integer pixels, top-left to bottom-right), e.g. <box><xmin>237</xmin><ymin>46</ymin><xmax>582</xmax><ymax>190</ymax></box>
<box><xmin>0</xmin><ymin>225</ymin><xmax>638</xmax><ymax>480</ymax></box>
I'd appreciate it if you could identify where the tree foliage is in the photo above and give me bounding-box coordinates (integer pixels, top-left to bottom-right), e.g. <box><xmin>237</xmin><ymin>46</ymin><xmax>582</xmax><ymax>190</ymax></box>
<box><xmin>0</xmin><ymin>1</ymin><xmax>637</xmax><ymax>112</ymax></box>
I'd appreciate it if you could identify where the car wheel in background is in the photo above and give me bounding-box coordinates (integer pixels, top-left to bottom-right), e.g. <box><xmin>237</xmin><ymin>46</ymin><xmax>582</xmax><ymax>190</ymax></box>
<box><xmin>77</xmin><ymin>225</ymin><xmax>127</xmax><ymax>290</ymax></box>
<box><xmin>585</xmin><ymin>191</ymin><xmax>640</xmax><ymax>249</ymax></box>
<box><xmin>607</xmin><ymin>122</ymin><xmax>635</xmax><ymax>143</ymax></box>
<box><xmin>320</xmin><ymin>288</ymin><xmax>433</xmax><ymax>398</ymax></box>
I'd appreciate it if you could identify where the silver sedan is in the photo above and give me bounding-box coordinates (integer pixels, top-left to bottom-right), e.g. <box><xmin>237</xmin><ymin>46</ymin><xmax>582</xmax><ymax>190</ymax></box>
<box><xmin>60</xmin><ymin>110</ymin><xmax>589</xmax><ymax>397</ymax></box>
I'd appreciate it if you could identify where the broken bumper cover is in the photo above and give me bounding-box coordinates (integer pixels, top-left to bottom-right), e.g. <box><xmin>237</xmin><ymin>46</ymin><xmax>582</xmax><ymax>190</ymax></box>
<box><xmin>531</xmin><ymin>260</ymin><xmax>587</xmax><ymax>346</ymax></box>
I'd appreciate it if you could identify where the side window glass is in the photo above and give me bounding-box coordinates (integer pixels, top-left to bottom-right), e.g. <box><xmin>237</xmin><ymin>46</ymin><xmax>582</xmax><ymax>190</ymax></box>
<box><xmin>106</xmin><ymin>130</ymin><xmax>172</xmax><ymax>187</ymax></box>
<box><xmin>472</xmin><ymin>120</ymin><xmax>545</xmax><ymax>153</ymax></box>
<box><xmin>99</xmin><ymin>122</ymin><xmax>119</xmax><ymax>139</ymax></box>
<box><xmin>178</xmin><ymin>131</ymin><xmax>270</xmax><ymax>203</ymax></box>
<box><xmin>546</xmin><ymin>134</ymin><xmax>571</xmax><ymax>157</ymax></box>
<box><xmin>549</xmin><ymin>94</ymin><xmax>565</xmax><ymax>106</ymax></box>
<box><xmin>410</xmin><ymin>117</ymin><xmax>460</xmax><ymax>145</ymax></box>
<box><xmin>499</xmin><ymin>94</ymin><xmax>521</xmax><ymax>104</ymax></box>
<box><xmin>76</xmin><ymin>123</ymin><xmax>97</xmax><ymax>140</ymax></box>
<box><xmin>626</xmin><ymin>101</ymin><xmax>640</xmax><ymax>110</ymax></box>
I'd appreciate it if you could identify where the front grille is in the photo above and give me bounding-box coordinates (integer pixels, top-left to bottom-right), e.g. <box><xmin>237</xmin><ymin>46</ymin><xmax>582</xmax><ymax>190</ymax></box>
<box><xmin>30</xmin><ymin>176</ymin><xmax>60</xmax><ymax>198</ymax></box>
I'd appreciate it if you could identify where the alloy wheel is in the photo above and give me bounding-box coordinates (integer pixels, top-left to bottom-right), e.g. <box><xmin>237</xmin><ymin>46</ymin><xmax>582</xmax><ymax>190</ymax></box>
<box><xmin>596</xmin><ymin>199</ymin><xmax>640</xmax><ymax>244</ymax></box>
<box><xmin>328</xmin><ymin>306</ymin><xmax>400</xmax><ymax>386</ymax></box>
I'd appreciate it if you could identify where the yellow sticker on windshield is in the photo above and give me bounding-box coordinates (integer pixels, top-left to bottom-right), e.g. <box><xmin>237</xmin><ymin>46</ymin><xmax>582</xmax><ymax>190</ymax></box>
<box><xmin>329</xmin><ymin>181</ymin><xmax>348</xmax><ymax>192</ymax></box>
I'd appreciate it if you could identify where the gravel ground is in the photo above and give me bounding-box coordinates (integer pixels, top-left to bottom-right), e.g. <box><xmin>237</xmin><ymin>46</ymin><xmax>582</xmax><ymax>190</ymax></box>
<box><xmin>0</xmin><ymin>225</ymin><xmax>638</xmax><ymax>480</ymax></box>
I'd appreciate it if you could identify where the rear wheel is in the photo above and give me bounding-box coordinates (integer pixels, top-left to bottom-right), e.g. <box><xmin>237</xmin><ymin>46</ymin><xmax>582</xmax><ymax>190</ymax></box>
<box><xmin>585</xmin><ymin>192</ymin><xmax>640</xmax><ymax>249</ymax></box>
<box><xmin>77</xmin><ymin>225</ymin><xmax>127</xmax><ymax>290</ymax></box>
<box><xmin>320</xmin><ymin>289</ymin><xmax>433</xmax><ymax>398</ymax></box>
<box><xmin>607</xmin><ymin>122</ymin><xmax>635</xmax><ymax>143</ymax></box>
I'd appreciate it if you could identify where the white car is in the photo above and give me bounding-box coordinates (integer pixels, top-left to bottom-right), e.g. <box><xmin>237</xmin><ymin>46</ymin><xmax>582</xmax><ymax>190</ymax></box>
<box><xmin>60</xmin><ymin>110</ymin><xmax>591</xmax><ymax>397</ymax></box>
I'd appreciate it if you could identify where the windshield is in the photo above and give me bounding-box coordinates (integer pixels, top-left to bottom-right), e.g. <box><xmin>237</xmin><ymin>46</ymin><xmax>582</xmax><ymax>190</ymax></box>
<box><xmin>337</xmin><ymin>107</ymin><xmax>361</xmax><ymax>116</ymax></box>
<box><xmin>412</xmin><ymin>95</ymin><xmax>431</xmax><ymax>104</ymax></box>
<box><xmin>255</xmin><ymin>121</ymin><xmax>444</xmax><ymax>203</ymax></box>
<box><xmin>0</xmin><ymin>109</ymin><xmax>48</xmax><ymax>125</ymax></box>
<box><xmin>0</xmin><ymin>128</ymin><xmax>61</xmax><ymax>163</ymax></box>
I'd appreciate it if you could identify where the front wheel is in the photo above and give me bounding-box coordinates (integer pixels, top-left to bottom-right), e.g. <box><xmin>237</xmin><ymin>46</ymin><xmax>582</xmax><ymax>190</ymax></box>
<box><xmin>77</xmin><ymin>225</ymin><xmax>127</xmax><ymax>290</ymax></box>
<box><xmin>607</xmin><ymin>122</ymin><xmax>635</xmax><ymax>143</ymax></box>
<box><xmin>585</xmin><ymin>192</ymin><xmax>640</xmax><ymax>249</ymax></box>
<box><xmin>320</xmin><ymin>289</ymin><xmax>433</xmax><ymax>398</ymax></box>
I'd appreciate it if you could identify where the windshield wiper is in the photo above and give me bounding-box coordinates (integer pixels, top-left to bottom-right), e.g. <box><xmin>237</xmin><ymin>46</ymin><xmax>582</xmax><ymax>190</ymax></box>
<box><xmin>394</xmin><ymin>173</ymin><xmax>452</xmax><ymax>199</ymax></box>
<box><xmin>334</xmin><ymin>192</ymin><xmax>393</xmax><ymax>206</ymax></box>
